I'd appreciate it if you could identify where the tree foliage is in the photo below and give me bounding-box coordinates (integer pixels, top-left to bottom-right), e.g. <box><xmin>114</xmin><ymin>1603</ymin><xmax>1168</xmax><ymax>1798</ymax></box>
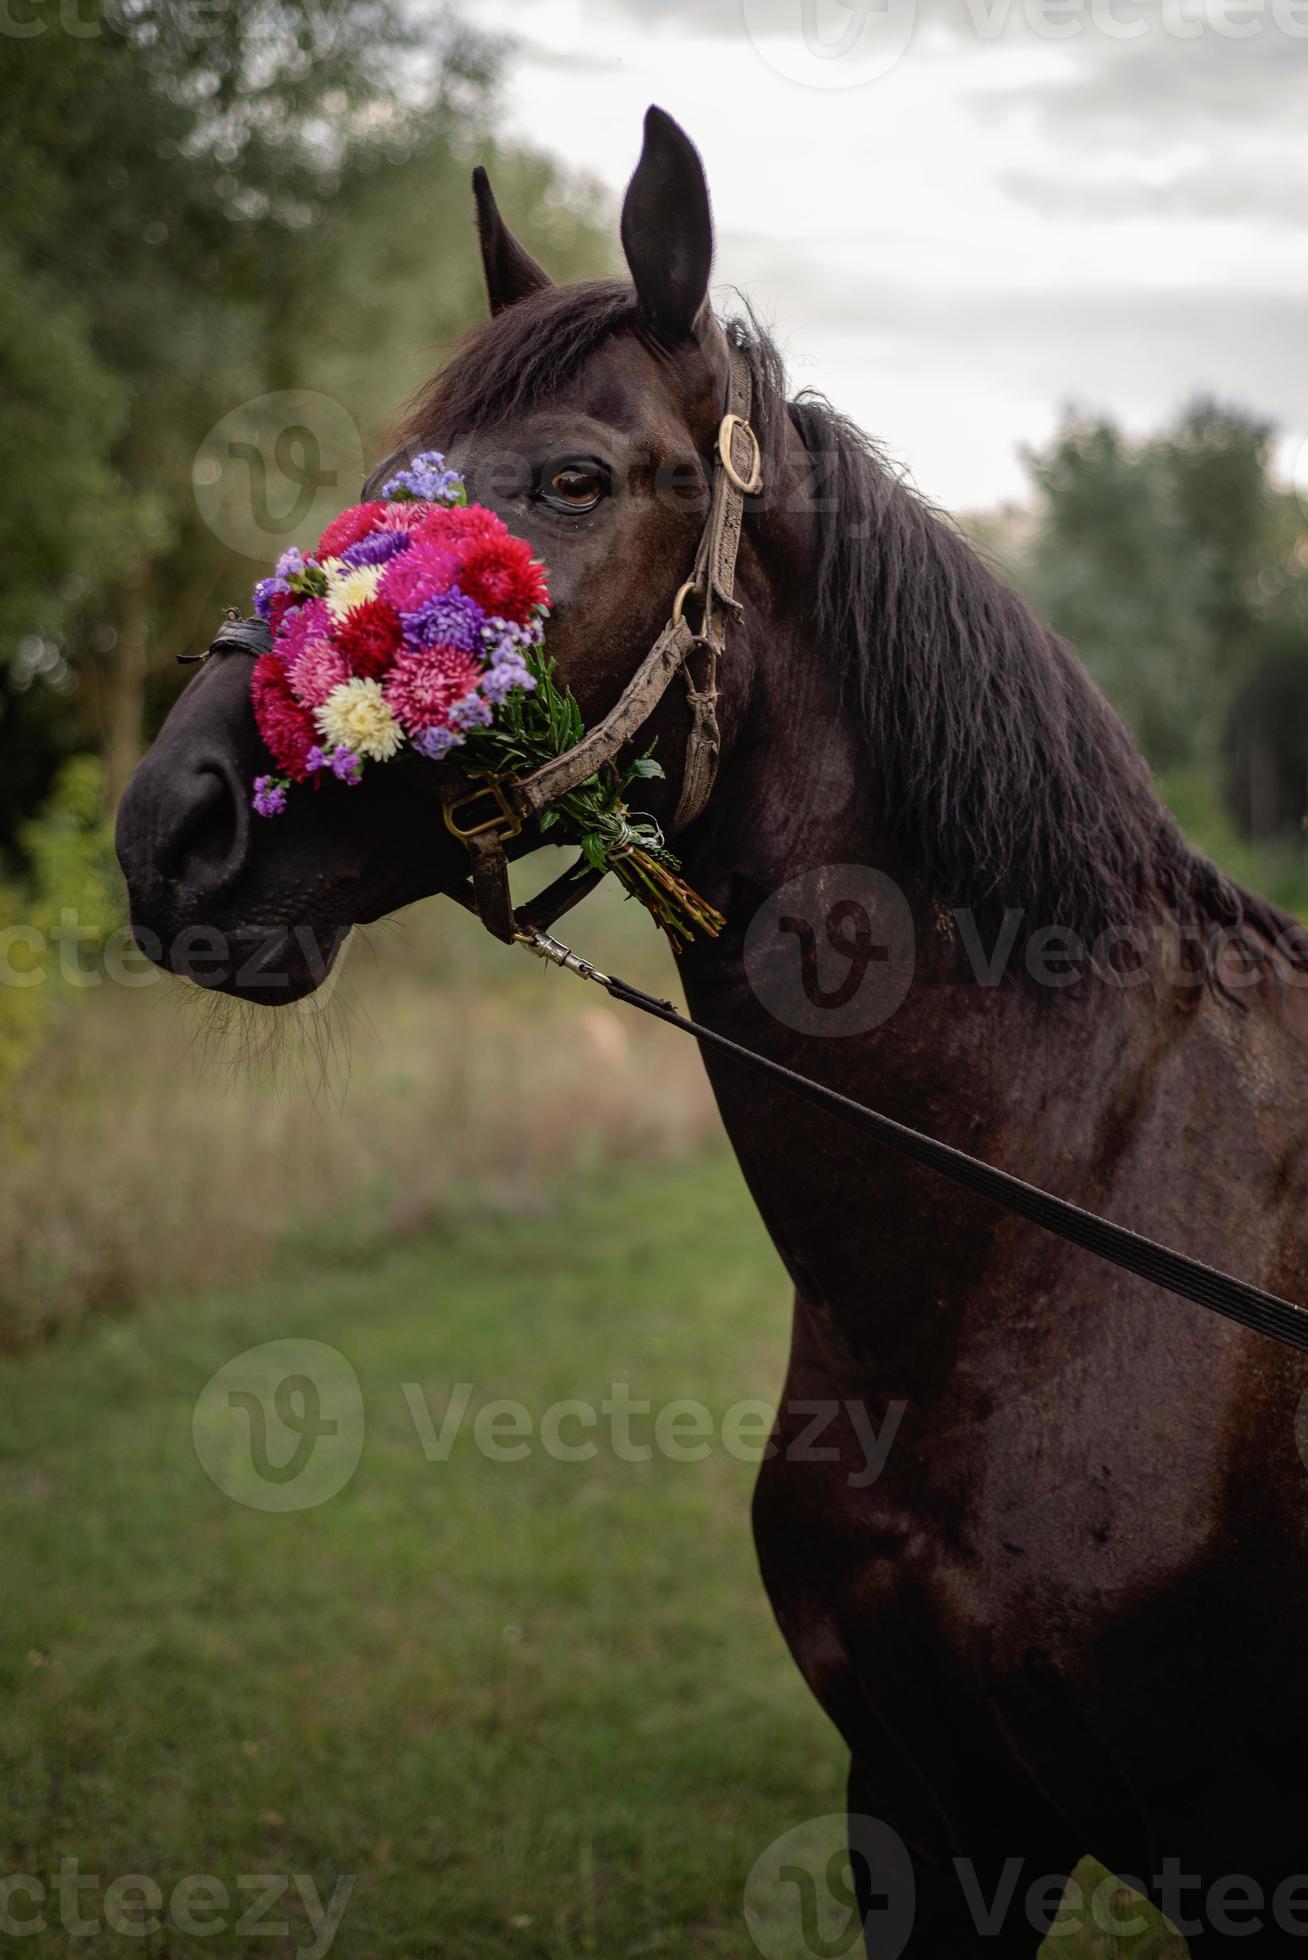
<box><xmin>1021</xmin><ymin>399</ymin><xmax>1308</xmax><ymax>841</ymax></box>
<box><xmin>0</xmin><ymin>1</ymin><xmax>611</xmax><ymax>863</ymax></box>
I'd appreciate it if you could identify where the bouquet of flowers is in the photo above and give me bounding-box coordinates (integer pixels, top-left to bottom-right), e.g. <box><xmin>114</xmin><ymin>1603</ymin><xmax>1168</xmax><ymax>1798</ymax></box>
<box><xmin>245</xmin><ymin>453</ymin><xmax>722</xmax><ymax>945</ymax></box>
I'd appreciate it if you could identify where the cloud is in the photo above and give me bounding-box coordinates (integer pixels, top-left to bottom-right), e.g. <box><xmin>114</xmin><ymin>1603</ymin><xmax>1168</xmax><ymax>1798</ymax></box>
<box><xmin>973</xmin><ymin>29</ymin><xmax>1303</xmax><ymax>136</ymax></box>
<box><xmin>999</xmin><ymin>156</ymin><xmax>1308</xmax><ymax>223</ymax></box>
<box><xmin>457</xmin><ymin>0</ymin><xmax>1308</xmax><ymax>503</ymax></box>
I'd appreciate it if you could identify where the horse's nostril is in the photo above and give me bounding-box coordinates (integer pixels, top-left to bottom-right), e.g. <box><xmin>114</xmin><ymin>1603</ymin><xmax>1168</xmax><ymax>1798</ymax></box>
<box><xmin>157</xmin><ymin>764</ymin><xmax>248</xmax><ymax>889</ymax></box>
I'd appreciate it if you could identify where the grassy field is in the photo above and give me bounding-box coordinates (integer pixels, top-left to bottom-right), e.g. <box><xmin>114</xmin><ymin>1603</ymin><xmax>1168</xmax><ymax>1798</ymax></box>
<box><xmin>0</xmin><ymin>1150</ymin><xmax>1186</xmax><ymax>1958</ymax></box>
<box><xmin>0</xmin><ymin>876</ymin><xmax>717</xmax><ymax>1348</ymax></box>
<box><xmin>0</xmin><ymin>1151</ymin><xmax>838</xmax><ymax>1956</ymax></box>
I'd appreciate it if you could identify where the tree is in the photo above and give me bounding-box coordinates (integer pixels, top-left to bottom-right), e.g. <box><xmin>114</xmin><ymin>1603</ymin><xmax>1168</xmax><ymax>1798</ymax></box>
<box><xmin>1021</xmin><ymin>399</ymin><xmax>1307</xmax><ymax>793</ymax></box>
<box><xmin>0</xmin><ymin>2</ymin><xmax>612</xmax><ymax>853</ymax></box>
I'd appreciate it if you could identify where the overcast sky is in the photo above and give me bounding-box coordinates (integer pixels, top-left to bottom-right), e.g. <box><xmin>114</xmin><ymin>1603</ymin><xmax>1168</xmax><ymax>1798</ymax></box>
<box><xmin>447</xmin><ymin>0</ymin><xmax>1307</xmax><ymax>512</ymax></box>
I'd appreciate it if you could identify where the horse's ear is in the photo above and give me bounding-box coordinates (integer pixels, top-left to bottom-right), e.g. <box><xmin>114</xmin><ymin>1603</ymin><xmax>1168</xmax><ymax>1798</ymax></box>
<box><xmin>472</xmin><ymin>165</ymin><xmax>553</xmax><ymax>316</ymax></box>
<box><xmin>620</xmin><ymin>106</ymin><xmax>714</xmax><ymax>342</ymax></box>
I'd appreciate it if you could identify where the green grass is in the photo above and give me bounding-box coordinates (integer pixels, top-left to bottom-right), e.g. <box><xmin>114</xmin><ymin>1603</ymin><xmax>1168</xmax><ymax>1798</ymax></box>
<box><xmin>0</xmin><ymin>1151</ymin><xmax>1183</xmax><ymax>1957</ymax></box>
<box><xmin>0</xmin><ymin>1152</ymin><xmax>836</xmax><ymax>1956</ymax></box>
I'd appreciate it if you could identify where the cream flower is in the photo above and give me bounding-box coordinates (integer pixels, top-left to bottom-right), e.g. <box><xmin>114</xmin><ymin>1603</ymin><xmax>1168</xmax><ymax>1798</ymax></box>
<box><xmin>324</xmin><ymin>561</ymin><xmax>383</xmax><ymax>621</ymax></box>
<box><xmin>314</xmin><ymin>678</ymin><xmax>404</xmax><ymax>762</ymax></box>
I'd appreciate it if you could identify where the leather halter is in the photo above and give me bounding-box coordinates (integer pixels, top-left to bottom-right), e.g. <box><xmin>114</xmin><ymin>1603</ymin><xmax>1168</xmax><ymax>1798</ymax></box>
<box><xmin>441</xmin><ymin>342</ymin><xmax>761</xmax><ymax>944</ymax></box>
<box><xmin>185</xmin><ymin>343</ymin><xmax>761</xmax><ymax>947</ymax></box>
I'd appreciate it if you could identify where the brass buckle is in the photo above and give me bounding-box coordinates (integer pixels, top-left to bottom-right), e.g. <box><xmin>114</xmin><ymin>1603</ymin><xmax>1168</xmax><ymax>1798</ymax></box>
<box><xmin>443</xmin><ymin>776</ymin><xmax>523</xmax><ymax>842</ymax></box>
<box><xmin>718</xmin><ymin>413</ymin><xmax>763</xmax><ymax>497</ymax></box>
<box><xmin>671</xmin><ymin>577</ymin><xmax>703</xmax><ymax>627</ymax></box>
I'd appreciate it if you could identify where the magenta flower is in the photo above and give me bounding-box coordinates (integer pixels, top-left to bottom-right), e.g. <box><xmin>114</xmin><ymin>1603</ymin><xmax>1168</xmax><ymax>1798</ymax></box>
<box><xmin>378</xmin><ymin>540</ymin><xmax>463</xmax><ymax>615</ymax></box>
<box><xmin>274</xmin><ymin>596</ymin><xmax>331</xmax><ymax>666</ymax></box>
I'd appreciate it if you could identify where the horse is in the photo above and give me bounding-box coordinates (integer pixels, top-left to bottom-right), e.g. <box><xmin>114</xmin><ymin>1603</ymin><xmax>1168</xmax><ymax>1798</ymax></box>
<box><xmin>116</xmin><ymin>107</ymin><xmax>1308</xmax><ymax>1957</ymax></box>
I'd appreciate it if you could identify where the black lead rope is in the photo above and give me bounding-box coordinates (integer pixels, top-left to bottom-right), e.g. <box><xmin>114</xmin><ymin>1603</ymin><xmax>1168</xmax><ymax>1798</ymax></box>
<box><xmin>184</xmin><ymin>622</ymin><xmax>1308</xmax><ymax>1354</ymax></box>
<box><xmin>520</xmin><ymin>933</ymin><xmax>1308</xmax><ymax>1356</ymax></box>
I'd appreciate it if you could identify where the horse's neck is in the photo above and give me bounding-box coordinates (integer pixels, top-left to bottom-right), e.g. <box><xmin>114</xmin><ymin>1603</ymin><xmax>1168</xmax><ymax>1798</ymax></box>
<box><xmin>674</xmin><ymin>608</ymin><xmax>1154</xmax><ymax>1376</ymax></box>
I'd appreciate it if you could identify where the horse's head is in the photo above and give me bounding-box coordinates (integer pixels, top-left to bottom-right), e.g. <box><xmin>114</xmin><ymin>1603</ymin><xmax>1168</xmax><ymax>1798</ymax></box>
<box><xmin>116</xmin><ymin>107</ymin><xmax>775</xmax><ymax>1004</ymax></box>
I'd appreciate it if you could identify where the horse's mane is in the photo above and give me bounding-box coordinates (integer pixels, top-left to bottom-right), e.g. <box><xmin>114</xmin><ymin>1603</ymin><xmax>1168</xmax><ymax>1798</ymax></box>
<box><xmin>403</xmin><ymin>280</ymin><xmax>640</xmax><ymax>439</ymax></box>
<box><xmin>776</xmin><ymin>378</ymin><xmax>1308</xmax><ymax>981</ymax></box>
<box><xmin>404</xmin><ymin>282</ymin><xmax>1308</xmax><ymax>983</ymax></box>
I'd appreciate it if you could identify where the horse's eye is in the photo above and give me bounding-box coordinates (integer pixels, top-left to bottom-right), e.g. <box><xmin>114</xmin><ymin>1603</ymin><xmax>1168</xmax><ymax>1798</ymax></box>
<box><xmin>542</xmin><ymin>462</ymin><xmax>606</xmax><ymax>513</ymax></box>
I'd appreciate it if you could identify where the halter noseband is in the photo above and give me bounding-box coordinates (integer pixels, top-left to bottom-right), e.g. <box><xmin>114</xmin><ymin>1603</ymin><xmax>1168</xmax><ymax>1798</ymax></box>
<box><xmin>186</xmin><ymin>342</ymin><xmax>761</xmax><ymax>947</ymax></box>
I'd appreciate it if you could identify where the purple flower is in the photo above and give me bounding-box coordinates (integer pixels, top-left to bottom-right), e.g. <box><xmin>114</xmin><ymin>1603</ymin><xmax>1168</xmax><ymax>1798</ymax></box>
<box><xmin>480</xmin><ymin>654</ymin><xmax>534</xmax><ymax>705</ymax></box>
<box><xmin>305</xmin><ymin>743</ymin><xmax>362</xmax><ymax>783</ymax></box>
<box><xmin>383</xmin><ymin>451</ymin><xmax>466</xmax><ymax>505</ymax></box>
<box><xmin>413</xmin><ymin>725</ymin><xmax>464</xmax><ymax>762</ymax></box>
<box><xmin>339</xmin><ymin>530</ymin><xmax>409</xmax><ymax>569</ymax></box>
<box><xmin>252</xmin><ymin>775</ymin><xmax>288</xmax><ymax>817</ymax></box>
<box><xmin>481</xmin><ymin>614</ymin><xmax>543</xmax><ymax>660</ymax></box>
<box><xmin>275</xmin><ymin>548</ymin><xmax>306</xmax><ymax>580</ymax></box>
<box><xmin>401</xmin><ymin>589</ymin><xmax>486</xmax><ymax>653</ymax></box>
<box><xmin>449</xmin><ymin>691</ymin><xmax>493</xmax><ymax>732</ymax></box>
<box><xmin>253</xmin><ymin>576</ymin><xmax>291</xmax><ymax>622</ymax></box>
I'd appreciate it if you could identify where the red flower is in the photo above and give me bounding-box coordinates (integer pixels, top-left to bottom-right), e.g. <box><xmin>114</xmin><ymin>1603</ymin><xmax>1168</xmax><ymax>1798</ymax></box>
<box><xmin>417</xmin><ymin>504</ymin><xmax>507</xmax><ymax>552</ymax></box>
<box><xmin>317</xmin><ymin>500</ymin><xmax>385</xmax><ymax>560</ymax></box>
<box><xmin>251</xmin><ymin>653</ymin><xmax>317</xmax><ymax>780</ymax></box>
<box><xmin>458</xmin><ymin>534</ymin><xmax>550</xmax><ymax>624</ymax></box>
<box><xmin>335</xmin><ymin>599</ymin><xmax>403</xmax><ymax>680</ymax></box>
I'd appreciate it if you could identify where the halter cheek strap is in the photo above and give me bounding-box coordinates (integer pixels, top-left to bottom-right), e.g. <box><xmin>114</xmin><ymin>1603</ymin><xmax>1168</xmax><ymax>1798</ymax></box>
<box><xmin>441</xmin><ymin>341</ymin><xmax>761</xmax><ymax>942</ymax></box>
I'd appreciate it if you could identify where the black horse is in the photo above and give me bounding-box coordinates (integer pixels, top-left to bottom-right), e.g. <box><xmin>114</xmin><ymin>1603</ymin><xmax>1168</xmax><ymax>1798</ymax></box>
<box><xmin>118</xmin><ymin>108</ymin><xmax>1308</xmax><ymax>1956</ymax></box>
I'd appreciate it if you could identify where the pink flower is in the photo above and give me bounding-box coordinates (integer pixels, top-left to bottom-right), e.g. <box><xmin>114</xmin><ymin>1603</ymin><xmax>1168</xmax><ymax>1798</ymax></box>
<box><xmin>383</xmin><ymin>644</ymin><xmax>484</xmax><ymax>735</ymax></box>
<box><xmin>378</xmin><ymin>539</ymin><xmax>463</xmax><ymax>615</ymax></box>
<box><xmin>378</xmin><ymin>502</ymin><xmax>430</xmax><ymax>534</ymax></box>
<box><xmin>288</xmin><ymin>637</ymin><xmax>351</xmax><ymax>708</ymax></box>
